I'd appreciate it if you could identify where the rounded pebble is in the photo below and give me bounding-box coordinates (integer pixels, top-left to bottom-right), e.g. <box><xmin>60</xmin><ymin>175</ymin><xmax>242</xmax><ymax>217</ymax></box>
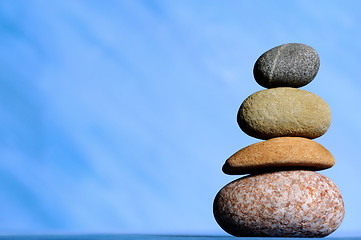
<box><xmin>237</xmin><ymin>87</ymin><xmax>331</xmax><ymax>140</ymax></box>
<box><xmin>213</xmin><ymin>170</ymin><xmax>344</xmax><ymax>237</ymax></box>
<box><xmin>254</xmin><ymin>43</ymin><xmax>320</xmax><ymax>88</ymax></box>
<box><xmin>223</xmin><ymin>137</ymin><xmax>335</xmax><ymax>175</ymax></box>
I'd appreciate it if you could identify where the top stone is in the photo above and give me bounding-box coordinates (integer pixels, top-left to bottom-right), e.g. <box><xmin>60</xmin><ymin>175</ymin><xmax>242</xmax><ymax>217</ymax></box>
<box><xmin>253</xmin><ymin>43</ymin><xmax>320</xmax><ymax>88</ymax></box>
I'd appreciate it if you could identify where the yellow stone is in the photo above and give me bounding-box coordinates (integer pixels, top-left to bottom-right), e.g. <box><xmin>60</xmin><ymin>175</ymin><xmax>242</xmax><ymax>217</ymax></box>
<box><xmin>237</xmin><ymin>87</ymin><xmax>331</xmax><ymax>139</ymax></box>
<box><xmin>223</xmin><ymin>137</ymin><xmax>335</xmax><ymax>175</ymax></box>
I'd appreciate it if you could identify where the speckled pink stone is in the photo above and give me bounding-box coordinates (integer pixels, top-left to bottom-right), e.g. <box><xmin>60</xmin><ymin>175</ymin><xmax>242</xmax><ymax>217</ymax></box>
<box><xmin>213</xmin><ymin>170</ymin><xmax>344</xmax><ymax>237</ymax></box>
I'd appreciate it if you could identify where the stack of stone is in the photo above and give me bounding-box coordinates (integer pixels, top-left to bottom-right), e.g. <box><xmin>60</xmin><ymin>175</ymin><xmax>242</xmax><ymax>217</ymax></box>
<box><xmin>213</xmin><ymin>43</ymin><xmax>345</xmax><ymax>238</ymax></box>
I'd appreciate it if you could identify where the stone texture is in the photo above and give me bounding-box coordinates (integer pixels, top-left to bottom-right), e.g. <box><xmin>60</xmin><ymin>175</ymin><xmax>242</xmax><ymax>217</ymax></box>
<box><xmin>213</xmin><ymin>170</ymin><xmax>344</xmax><ymax>237</ymax></box>
<box><xmin>237</xmin><ymin>87</ymin><xmax>331</xmax><ymax>140</ymax></box>
<box><xmin>254</xmin><ymin>43</ymin><xmax>320</xmax><ymax>88</ymax></box>
<box><xmin>223</xmin><ymin>137</ymin><xmax>334</xmax><ymax>175</ymax></box>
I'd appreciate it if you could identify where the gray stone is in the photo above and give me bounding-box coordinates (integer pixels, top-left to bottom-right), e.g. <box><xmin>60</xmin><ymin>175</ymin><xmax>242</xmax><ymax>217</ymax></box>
<box><xmin>213</xmin><ymin>170</ymin><xmax>345</xmax><ymax>237</ymax></box>
<box><xmin>237</xmin><ymin>87</ymin><xmax>331</xmax><ymax>140</ymax></box>
<box><xmin>254</xmin><ymin>43</ymin><xmax>320</xmax><ymax>88</ymax></box>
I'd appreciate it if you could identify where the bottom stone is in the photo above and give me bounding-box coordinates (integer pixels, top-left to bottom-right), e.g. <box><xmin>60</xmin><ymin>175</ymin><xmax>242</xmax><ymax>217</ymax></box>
<box><xmin>213</xmin><ymin>170</ymin><xmax>344</xmax><ymax>237</ymax></box>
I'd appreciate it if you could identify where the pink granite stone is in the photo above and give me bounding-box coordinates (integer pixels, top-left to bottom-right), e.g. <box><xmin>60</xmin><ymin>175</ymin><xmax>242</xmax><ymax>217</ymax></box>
<box><xmin>213</xmin><ymin>170</ymin><xmax>344</xmax><ymax>237</ymax></box>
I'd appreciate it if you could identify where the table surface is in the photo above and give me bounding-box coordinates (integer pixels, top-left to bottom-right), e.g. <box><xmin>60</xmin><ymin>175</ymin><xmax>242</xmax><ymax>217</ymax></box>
<box><xmin>0</xmin><ymin>235</ymin><xmax>359</xmax><ymax>240</ymax></box>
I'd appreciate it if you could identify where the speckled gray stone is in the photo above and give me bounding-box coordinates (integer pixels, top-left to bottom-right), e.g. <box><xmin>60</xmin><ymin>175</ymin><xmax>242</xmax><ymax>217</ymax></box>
<box><xmin>213</xmin><ymin>170</ymin><xmax>345</xmax><ymax>237</ymax></box>
<box><xmin>237</xmin><ymin>87</ymin><xmax>331</xmax><ymax>140</ymax></box>
<box><xmin>254</xmin><ymin>43</ymin><xmax>320</xmax><ymax>88</ymax></box>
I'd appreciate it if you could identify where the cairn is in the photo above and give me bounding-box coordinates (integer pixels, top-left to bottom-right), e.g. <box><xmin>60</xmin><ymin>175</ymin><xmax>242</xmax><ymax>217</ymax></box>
<box><xmin>213</xmin><ymin>43</ymin><xmax>345</xmax><ymax>237</ymax></box>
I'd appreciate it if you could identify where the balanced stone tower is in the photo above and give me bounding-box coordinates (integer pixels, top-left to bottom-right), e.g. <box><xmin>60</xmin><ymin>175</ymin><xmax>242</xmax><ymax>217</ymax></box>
<box><xmin>213</xmin><ymin>43</ymin><xmax>345</xmax><ymax>237</ymax></box>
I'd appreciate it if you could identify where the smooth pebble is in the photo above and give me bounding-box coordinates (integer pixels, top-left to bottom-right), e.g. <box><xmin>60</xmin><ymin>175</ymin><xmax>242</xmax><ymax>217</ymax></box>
<box><xmin>223</xmin><ymin>137</ymin><xmax>335</xmax><ymax>175</ymax></box>
<box><xmin>254</xmin><ymin>43</ymin><xmax>320</xmax><ymax>88</ymax></box>
<box><xmin>213</xmin><ymin>170</ymin><xmax>345</xmax><ymax>237</ymax></box>
<box><xmin>237</xmin><ymin>87</ymin><xmax>331</xmax><ymax>139</ymax></box>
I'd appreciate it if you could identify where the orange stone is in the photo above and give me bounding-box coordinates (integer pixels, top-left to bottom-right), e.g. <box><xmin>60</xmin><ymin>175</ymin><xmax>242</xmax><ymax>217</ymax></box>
<box><xmin>223</xmin><ymin>137</ymin><xmax>334</xmax><ymax>175</ymax></box>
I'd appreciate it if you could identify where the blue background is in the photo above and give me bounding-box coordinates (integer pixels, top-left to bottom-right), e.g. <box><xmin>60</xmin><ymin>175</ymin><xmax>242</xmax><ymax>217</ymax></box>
<box><xmin>0</xmin><ymin>0</ymin><xmax>360</xmax><ymax>237</ymax></box>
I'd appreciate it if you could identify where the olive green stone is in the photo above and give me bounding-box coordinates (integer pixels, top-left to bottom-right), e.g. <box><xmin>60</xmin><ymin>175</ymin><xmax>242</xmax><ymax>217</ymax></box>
<box><xmin>237</xmin><ymin>87</ymin><xmax>331</xmax><ymax>139</ymax></box>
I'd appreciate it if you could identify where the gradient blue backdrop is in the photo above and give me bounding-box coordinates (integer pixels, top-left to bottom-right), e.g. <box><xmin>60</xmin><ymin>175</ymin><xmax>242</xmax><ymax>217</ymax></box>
<box><xmin>0</xmin><ymin>0</ymin><xmax>360</xmax><ymax>237</ymax></box>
